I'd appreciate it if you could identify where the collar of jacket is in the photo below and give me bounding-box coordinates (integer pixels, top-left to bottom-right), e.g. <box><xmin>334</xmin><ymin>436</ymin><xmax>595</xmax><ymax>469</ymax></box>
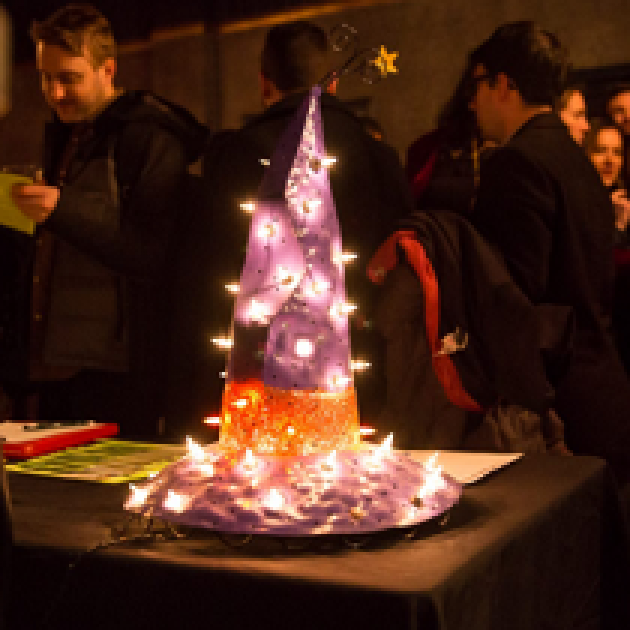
<box><xmin>508</xmin><ymin>111</ymin><xmax>564</xmax><ymax>142</ymax></box>
<box><xmin>245</xmin><ymin>90</ymin><xmax>358</xmax><ymax>129</ymax></box>
<box><xmin>44</xmin><ymin>90</ymin><xmax>209</xmax><ymax>164</ymax></box>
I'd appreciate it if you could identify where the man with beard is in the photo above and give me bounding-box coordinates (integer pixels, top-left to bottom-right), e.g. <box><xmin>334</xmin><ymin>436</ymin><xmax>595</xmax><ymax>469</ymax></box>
<box><xmin>2</xmin><ymin>4</ymin><xmax>206</xmax><ymax>437</ymax></box>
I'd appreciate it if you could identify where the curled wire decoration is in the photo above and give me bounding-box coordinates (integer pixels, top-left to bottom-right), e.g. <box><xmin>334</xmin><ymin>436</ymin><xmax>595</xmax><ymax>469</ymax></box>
<box><xmin>320</xmin><ymin>23</ymin><xmax>389</xmax><ymax>89</ymax></box>
<box><xmin>329</xmin><ymin>23</ymin><xmax>358</xmax><ymax>54</ymax></box>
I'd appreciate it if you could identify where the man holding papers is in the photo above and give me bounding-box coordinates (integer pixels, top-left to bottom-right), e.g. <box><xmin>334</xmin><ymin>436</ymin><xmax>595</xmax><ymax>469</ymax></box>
<box><xmin>0</xmin><ymin>4</ymin><xmax>206</xmax><ymax>437</ymax></box>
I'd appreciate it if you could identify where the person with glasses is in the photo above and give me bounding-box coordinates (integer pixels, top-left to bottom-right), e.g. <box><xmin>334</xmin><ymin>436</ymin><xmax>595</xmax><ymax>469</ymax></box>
<box><xmin>406</xmin><ymin>66</ymin><xmax>497</xmax><ymax>216</ymax></box>
<box><xmin>468</xmin><ymin>21</ymin><xmax>630</xmax><ymax>486</ymax></box>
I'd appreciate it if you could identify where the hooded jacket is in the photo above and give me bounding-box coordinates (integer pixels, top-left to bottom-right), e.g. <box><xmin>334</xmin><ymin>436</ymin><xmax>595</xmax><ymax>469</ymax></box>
<box><xmin>1</xmin><ymin>91</ymin><xmax>207</xmax><ymax>398</ymax></box>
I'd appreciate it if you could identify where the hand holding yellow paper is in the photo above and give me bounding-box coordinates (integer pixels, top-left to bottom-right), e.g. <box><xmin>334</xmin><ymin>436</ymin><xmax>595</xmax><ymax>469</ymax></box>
<box><xmin>0</xmin><ymin>172</ymin><xmax>36</xmax><ymax>235</ymax></box>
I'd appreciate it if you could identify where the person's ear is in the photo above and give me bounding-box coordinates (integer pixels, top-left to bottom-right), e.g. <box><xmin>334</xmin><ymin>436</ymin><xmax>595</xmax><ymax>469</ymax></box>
<box><xmin>101</xmin><ymin>58</ymin><xmax>116</xmax><ymax>83</ymax></box>
<box><xmin>260</xmin><ymin>73</ymin><xmax>281</xmax><ymax>107</ymax></box>
<box><xmin>496</xmin><ymin>73</ymin><xmax>513</xmax><ymax>102</ymax></box>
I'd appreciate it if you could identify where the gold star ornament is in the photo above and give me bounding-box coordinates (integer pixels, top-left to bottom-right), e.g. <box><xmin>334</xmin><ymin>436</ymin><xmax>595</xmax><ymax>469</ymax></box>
<box><xmin>372</xmin><ymin>46</ymin><xmax>398</xmax><ymax>77</ymax></box>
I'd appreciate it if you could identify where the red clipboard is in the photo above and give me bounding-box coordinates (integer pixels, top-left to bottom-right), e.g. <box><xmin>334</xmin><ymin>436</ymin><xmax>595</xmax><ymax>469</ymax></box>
<box><xmin>0</xmin><ymin>422</ymin><xmax>119</xmax><ymax>459</ymax></box>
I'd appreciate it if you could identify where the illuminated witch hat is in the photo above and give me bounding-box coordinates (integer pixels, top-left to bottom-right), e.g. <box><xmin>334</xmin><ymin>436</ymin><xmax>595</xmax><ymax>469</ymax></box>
<box><xmin>126</xmin><ymin>43</ymin><xmax>461</xmax><ymax>539</ymax></box>
<box><xmin>222</xmin><ymin>86</ymin><xmax>361</xmax><ymax>456</ymax></box>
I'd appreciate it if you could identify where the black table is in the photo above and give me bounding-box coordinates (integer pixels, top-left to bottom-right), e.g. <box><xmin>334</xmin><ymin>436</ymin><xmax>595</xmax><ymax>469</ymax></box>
<box><xmin>6</xmin><ymin>455</ymin><xmax>630</xmax><ymax>630</ymax></box>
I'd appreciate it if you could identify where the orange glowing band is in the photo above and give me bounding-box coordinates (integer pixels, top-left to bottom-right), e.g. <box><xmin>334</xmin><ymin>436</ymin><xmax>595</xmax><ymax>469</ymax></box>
<box><xmin>218</xmin><ymin>380</ymin><xmax>361</xmax><ymax>457</ymax></box>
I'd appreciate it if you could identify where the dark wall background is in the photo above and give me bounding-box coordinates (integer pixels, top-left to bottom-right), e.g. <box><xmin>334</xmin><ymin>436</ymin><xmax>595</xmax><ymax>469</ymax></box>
<box><xmin>2</xmin><ymin>0</ymin><xmax>348</xmax><ymax>62</ymax></box>
<box><xmin>1</xmin><ymin>0</ymin><xmax>629</xmax><ymax>164</ymax></box>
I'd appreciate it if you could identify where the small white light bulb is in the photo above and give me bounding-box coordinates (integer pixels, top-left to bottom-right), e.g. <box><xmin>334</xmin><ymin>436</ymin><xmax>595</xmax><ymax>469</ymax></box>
<box><xmin>240</xmin><ymin>201</ymin><xmax>256</xmax><ymax>213</ymax></box>
<box><xmin>163</xmin><ymin>490</ymin><xmax>191</xmax><ymax>514</ymax></box>
<box><xmin>266</xmin><ymin>488</ymin><xmax>284</xmax><ymax>510</ymax></box>
<box><xmin>248</xmin><ymin>299</ymin><xmax>268</xmax><ymax>324</ymax></box>
<box><xmin>212</xmin><ymin>337</ymin><xmax>233</xmax><ymax>350</ymax></box>
<box><xmin>126</xmin><ymin>483</ymin><xmax>151</xmax><ymax>509</ymax></box>
<box><xmin>186</xmin><ymin>436</ymin><xmax>206</xmax><ymax>462</ymax></box>
<box><xmin>258</xmin><ymin>222</ymin><xmax>277</xmax><ymax>239</ymax></box>
<box><xmin>295</xmin><ymin>338</ymin><xmax>315</xmax><ymax>358</ymax></box>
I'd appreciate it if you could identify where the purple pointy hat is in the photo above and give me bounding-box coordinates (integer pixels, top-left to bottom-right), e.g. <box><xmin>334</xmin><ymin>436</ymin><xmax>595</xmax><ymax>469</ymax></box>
<box><xmin>229</xmin><ymin>86</ymin><xmax>353</xmax><ymax>394</ymax></box>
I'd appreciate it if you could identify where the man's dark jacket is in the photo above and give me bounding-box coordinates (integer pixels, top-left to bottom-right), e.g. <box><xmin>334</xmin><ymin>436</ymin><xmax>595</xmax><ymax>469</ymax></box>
<box><xmin>1</xmin><ymin>91</ymin><xmax>207</xmax><ymax>433</ymax></box>
<box><xmin>211</xmin><ymin>92</ymin><xmax>413</xmax><ymax>308</ymax></box>
<box><xmin>473</xmin><ymin>112</ymin><xmax>630</xmax><ymax>475</ymax></box>
<box><xmin>168</xmin><ymin>92</ymin><xmax>414</xmax><ymax>433</ymax></box>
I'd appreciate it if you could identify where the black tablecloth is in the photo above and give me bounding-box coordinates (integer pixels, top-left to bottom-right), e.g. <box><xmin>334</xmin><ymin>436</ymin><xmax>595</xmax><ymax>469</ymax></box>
<box><xmin>5</xmin><ymin>455</ymin><xmax>630</xmax><ymax>630</ymax></box>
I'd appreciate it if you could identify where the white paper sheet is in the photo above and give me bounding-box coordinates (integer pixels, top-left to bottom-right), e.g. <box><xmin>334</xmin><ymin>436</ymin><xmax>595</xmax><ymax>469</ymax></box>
<box><xmin>407</xmin><ymin>450</ymin><xmax>523</xmax><ymax>485</ymax></box>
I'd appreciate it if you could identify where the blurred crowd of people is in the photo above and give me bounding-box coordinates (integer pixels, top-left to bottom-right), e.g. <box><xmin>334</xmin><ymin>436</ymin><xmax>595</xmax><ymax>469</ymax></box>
<box><xmin>390</xmin><ymin>24</ymin><xmax>630</xmax><ymax>486</ymax></box>
<box><xmin>409</xmin><ymin>73</ymin><xmax>630</xmax><ymax>231</ymax></box>
<box><xmin>1</xmin><ymin>6</ymin><xmax>630</xmax><ymax>490</ymax></box>
<box><xmin>558</xmin><ymin>84</ymin><xmax>630</xmax><ymax>235</ymax></box>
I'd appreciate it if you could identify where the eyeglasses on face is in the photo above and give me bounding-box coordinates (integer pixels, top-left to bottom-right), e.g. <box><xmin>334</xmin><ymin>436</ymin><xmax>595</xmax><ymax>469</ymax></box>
<box><xmin>466</xmin><ymin>73</ymin><xmax>518</xmax><ymax>101</ymax></box>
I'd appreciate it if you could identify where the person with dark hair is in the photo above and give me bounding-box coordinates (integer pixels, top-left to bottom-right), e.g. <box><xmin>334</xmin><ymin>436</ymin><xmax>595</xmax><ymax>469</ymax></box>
<box><xmin>607</xmin><ymin>83</ymin><xmax>630</xmax><ymax>185</ymax></box>
<box><xmin>406</xmin><ymin>63</ymin><xmax>496</xmax><ymax>215</ymax></box>
<box><xmin>371</xmin><ymin>48</ymin><xmax>567</xmax><ymax>454</ymax></box>
<box><xmin>585</xmin><ymin>118</ymin><xmax>626</xmax><ymax>184</ymax></box>
<box><xmin>260</xmin><ymin>21</ymin><xmax>330</xmax><ymax>99</ymax></box>
<box><xmin>584</xmin><ymin>117</ymin><xmax>630</xmax><ymax>377</ymax></box>
<box><xmin>180</xmin><ymin>20</ymin><xmax>413</xmax><ymax>434</ymax></box>
<box><xmin>556</xmin><ymin>84</ymin><xmax>589</xmax><ymax>144</ymax></box>
<box><xmin>1</xmin><ymin>4</ymin><xmax>207</xmax><ymax>437</ymax></box>
<box><xmin>607</xmin><ymin>83</ymin><xmax>630</xmax><ymax>137</ymax></box>
<box><xmin>469</xmin><ymin>21</ymin><xmax>630</xmax><ymax>483</ymax></box>
<box><xmin>583</xmin><ymin>117</ymin><xmax>629</xmax><ymax>235</ymax></box>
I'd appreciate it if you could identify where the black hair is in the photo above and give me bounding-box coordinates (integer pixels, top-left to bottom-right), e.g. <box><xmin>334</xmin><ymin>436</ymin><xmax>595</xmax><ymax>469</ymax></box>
<box><xmin>437</xmin><ymin>62</ymin><xmax>479</xmax><ymax>148</ymax></box>
<box><xmin>469</xmin><ymin>21</ymin><xmax>568</xmax><ymax>107</ymax></box>
<box><xmin>260</xmin><ymin>21</ymin><xmax>330</xmax><ymax>93</ymax></box>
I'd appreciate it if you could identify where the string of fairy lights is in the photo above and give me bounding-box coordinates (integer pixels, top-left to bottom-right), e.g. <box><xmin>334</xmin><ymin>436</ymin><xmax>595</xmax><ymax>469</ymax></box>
<box><xmin>120</xmin><ymin>36</ymin><xmax>462</xmax><ymax>542</ymax></box>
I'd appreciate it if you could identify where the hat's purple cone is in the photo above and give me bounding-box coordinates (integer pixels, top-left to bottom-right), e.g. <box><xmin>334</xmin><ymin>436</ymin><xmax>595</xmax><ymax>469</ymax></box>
<box><xmin>229</xmin><ymin>87</ymin><xmax>352</xmax><ymax>393</ymax></box>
